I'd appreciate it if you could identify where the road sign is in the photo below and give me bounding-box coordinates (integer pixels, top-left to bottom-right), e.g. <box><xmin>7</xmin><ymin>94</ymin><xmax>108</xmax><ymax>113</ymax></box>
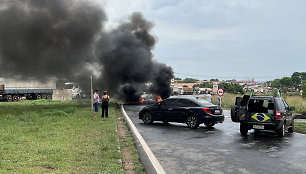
<box><xmin>217</xmin><ymin>88</ymin><xmax>224</xmax><ymax>97</ymax></box>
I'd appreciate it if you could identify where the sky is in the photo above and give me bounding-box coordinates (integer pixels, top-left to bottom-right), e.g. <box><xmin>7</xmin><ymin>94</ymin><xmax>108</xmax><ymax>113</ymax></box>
<box><xmin>100</xmin><ymin>0</ymin><xmax>306</xmax><ymax>81</ymax></box>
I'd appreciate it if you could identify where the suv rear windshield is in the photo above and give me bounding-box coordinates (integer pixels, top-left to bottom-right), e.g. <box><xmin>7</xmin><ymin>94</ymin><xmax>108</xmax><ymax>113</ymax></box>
<box><xmin>248</xmin><ymin>98</ymin><xmax>275</xmax><ymax>113</ymax></box>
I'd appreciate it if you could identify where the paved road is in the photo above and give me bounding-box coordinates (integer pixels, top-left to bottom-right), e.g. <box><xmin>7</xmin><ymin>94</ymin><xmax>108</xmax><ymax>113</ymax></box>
<box><xmin>124</xmin><ymin>104</ymin><xmax>306</xmax><ymax>174</ymax></box>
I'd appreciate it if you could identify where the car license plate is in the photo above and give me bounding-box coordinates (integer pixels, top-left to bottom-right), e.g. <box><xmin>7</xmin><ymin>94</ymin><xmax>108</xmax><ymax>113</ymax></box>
<box><xmin>214</xmin><ymin>110</ymin><xmax>220</xmax><ymax>114</ymax></box>
<box><xmin>253</xmin><ymin>125</ymin><xmax>264</xmax><ymax>129</ymax></box>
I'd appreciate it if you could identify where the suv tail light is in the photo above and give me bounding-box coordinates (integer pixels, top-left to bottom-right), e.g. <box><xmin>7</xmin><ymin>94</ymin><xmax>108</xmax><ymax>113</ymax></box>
<box><xmin>276</xmin><ymin>111</ymin><xmax>281</xmax><ymax>119</ymax></box>
<box><xmin>202</xmin><ymin>108</ymin><xmax>212</xmax><ymax>114</ymax></box>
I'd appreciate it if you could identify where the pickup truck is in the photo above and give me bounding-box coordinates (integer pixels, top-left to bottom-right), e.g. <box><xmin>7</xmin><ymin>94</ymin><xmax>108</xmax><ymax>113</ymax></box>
<box><xmin>231</xmin><ymin>95</ymin><xmax>295</xmax><ymax>137</ymax></box>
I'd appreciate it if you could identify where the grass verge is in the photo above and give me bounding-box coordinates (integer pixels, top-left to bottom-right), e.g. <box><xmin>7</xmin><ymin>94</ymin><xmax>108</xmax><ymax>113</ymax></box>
<box><xmin>294</xmin><ymin>122</ymin><xmax>306</xmax><ymax>134</ymax></box>
<box><xmin>0</xmin><ymin>100</ymin><xmax>143</xmax><ymax>173</ymax></box>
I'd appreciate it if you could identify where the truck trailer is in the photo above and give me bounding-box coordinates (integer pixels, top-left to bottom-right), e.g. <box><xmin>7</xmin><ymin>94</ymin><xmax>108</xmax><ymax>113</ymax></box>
<box><xmin>0</xmin><ymin>78</ymin><xmax>56</xmax><ymax>102</ymax></box>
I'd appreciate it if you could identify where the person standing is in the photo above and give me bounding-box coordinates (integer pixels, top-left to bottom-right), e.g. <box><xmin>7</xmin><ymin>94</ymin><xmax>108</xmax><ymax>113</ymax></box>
<box><xmin>218</xmin><ymin>96</ymin><xmax>222</xmax><ymax>106</ymax></box>
<box><xmin>93</xmin><ymin>89</ymin><xmax>100</xmax><ymax>117</ymax></box>
<box><xmin>101</xmin><ymin>91</ymin><xmax>110</xmax><ymax>118</ymax></box>
<box><xmin>206</xmin><ymin>92</ymin><xmax>212</xmax><ymax>103</ymax></box>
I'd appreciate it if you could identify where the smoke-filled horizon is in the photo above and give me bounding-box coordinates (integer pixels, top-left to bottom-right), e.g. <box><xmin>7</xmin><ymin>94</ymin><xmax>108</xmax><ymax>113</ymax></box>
<box><xmin>0</xmin><ymin>0</ymin><xmax>174</xmax><ymax>101</ymax></box>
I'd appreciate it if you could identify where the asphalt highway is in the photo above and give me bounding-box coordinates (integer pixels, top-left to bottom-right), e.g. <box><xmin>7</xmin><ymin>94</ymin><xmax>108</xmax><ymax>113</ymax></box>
<box><xmin>123</xmin><ymin>104</ymin><xmax>306</xmax><ymax>174</ymax></box>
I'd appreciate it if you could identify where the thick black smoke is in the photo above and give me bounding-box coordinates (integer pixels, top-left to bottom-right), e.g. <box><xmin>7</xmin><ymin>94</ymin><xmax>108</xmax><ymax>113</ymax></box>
<box><xmin>0</xmin><ymin>0</ymin><xmax>174</xmax><ymax>101</ymax></box>
<box><xmin>96</xmin><ymin>13</ymin><xmax>173</xmax><ymax>100</ymax></box>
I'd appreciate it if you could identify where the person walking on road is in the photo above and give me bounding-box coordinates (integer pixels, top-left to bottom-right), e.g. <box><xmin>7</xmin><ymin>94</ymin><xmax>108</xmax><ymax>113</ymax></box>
<box><xmin>93</xmin><ymin>89</ymin><xmax>100</xmax><ymax>117</ymax></box>
<box><xmin>101</xmin><ymin>91</ymin><xmax>110</xmax><ymax>118</ymax></box>
<box><xmin>206</xmin><ymin>92</ymin><xmax>212</xmax><ymax>103</ymax></box>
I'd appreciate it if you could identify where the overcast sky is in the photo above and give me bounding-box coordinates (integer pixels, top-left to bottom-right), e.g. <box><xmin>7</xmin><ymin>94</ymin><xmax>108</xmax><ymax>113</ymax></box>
<box><xmin>101</xmin><ymin>0</ymin><xmax>306</xmax><ymax>81</ymax></box>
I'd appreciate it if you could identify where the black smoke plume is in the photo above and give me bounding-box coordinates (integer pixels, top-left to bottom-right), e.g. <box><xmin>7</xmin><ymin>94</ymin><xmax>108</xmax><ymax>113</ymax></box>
<box><xmin>0</xmin><ymin>0</ymin><xmax>174</xmax><ymax>101</ymax></box>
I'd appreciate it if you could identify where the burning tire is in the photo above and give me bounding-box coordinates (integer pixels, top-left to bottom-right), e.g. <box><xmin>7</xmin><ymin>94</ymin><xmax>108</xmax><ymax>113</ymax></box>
<box><xmin>186</xmin><ymin>115</ymin><xmax>199</xmax><ymax>129</ymax></box>
<box><xmin>142</xmin><ymin>112</ymin><xmax>153</xmax><ymax>124</ymax></box>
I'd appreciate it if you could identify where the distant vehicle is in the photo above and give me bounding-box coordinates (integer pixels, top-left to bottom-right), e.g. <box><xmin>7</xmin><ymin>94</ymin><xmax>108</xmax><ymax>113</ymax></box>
<box><xmin>139</xmin><ymin>96</ymin><xmax>224</xmax><ymax>128</ymax></box>
<box><xmin>231</xmin><ymin>95</ymin><xmax>295</xmax><ymax>137</ymax></box>
<box><xmin>0</xmin><ymin>78</ymin><xmax>56</xmax><ymax>102</ymax></box>
<box><xmin>64</xmin><ymin>82</ymin><xmax>82</xmax><ymax>99</ymax></box>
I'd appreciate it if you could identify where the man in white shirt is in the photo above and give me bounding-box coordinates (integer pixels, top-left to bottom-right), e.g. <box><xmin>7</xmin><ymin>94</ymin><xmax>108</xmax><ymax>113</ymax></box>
<box><xmin>206</xmin><ymin>92</ymin><xmax>212</xmax><ymax>103</ymax></box>
<box><xmin>93</xmin><ymin>89</ymin><xmax>100</xmax><ymax>117</ymax></box>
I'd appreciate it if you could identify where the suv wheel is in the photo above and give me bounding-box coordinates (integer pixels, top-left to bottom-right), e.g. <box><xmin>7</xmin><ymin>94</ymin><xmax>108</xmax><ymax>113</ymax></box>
<box><xmin>186</xmin><ymin>115</ymin><xmax>199</xmax><ymax>129</ymax></box>
<box><xmin>204</xmin><ymin>122</ymin><xmax>215</xmax><ymax>128</ymax></box>
<box><xmin>142</xmin><ymin>112</ymin><xmax>153</xmax><ymax>124</ymax></box>
<box><xmin>288</xmin><ymin>121</ymin><xmax>294</xmax><ymax>133</ymax></box>
<box><xmin>240</xmin><ymin>123</ymin><xmax>248</xmax><ymax>136</ymax></box>
<box><xmin>276</xmin><ymin>124</ymin><xmax>285</xmax><ymax>137</ymax></box>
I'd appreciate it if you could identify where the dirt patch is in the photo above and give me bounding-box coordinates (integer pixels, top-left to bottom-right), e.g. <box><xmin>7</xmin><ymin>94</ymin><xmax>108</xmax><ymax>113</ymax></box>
<box><xmin>117</xmin><ymin>118</ymin><xmax>135</xmax><ymax>174</ymax></box>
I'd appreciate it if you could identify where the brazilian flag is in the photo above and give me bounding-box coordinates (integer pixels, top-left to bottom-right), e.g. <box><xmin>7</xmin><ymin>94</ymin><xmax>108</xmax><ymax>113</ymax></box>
<box><xmin>250</xmin><ymin>112</ymin><xmax>272</xmax><ymax>122</ymax></box>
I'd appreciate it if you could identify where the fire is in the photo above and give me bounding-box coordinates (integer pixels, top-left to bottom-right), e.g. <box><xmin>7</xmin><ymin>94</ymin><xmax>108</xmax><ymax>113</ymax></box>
<box><xmin>156</xmin><ymin>96</ymin><xmax>162</xmax><ymax>102</ymax></box>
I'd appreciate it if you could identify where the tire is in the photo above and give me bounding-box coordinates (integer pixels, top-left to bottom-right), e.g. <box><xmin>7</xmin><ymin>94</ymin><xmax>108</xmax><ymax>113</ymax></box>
<box><xmin>47</xmin><ymin>95</ymin><xmax>52</xmax><ymax>100</ymax></box>
<box><xmin>288</xmin><ymin>121</ymin><xmax>294</xmax><ymax>133</ymax></box>
<box><xmin>42</xmin><ymin>95</ymin><xmax>47</xmax><ymax>99</ymax></box>
<box><xmin>254</xmin><ymin>129</ymin><xmax>260</xmax><ymax>136</ymax></box>
<box><xmin>186</xmin><ymin>115</ymin><xmax>199</xmax><ymax>129</ymax></box>
<box><xmin>13</xmin><ymin>95</ymin><xmax>18</xmax><ymax>101</ymax></box>
<box><xmin>142</xmin><ymin>112</ymin><xmax>153</xmax><ymax>124</ymax></box>
<box><xmin>240</xmin><ymin>123</ymin><xmax>248</xmax><ymax>136</ymax></box>
<box><xmin>162</xmin><ymin>121</ymin><xmax>170</xmax><ymax>125</ymax></box>
<box><xmin>276</xmin><ymin>124</ymin><xmax>285</xmax><ymax>137</ymax></box>
<box><xmin>7</xmin><ymin>95</ymin><xmax>12</xmax><ymax>102</ymax></box>
<box><xmin>37</xmin><ymin>95</ymin><xmax>41</xmax><ymax>100</ymax></box>
<box><xmin>204</xmin><ymin>122</ymin><xmax>215</xmax><ymax>128</ymax></box>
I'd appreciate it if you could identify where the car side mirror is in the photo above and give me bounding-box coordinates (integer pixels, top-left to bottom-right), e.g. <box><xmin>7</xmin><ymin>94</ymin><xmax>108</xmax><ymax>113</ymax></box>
<box><xmin>289</xmin><ymin>107</ymin><xmax>295</xmax><ymax>111</ymax></box>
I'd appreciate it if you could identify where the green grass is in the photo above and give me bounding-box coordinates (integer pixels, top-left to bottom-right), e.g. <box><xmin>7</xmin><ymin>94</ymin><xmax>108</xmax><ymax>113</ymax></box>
<box><xmin>294</xmin><ymin>122</ymin><xmax>306</xmax><ymax>133</ymax></box>
<box><xmin>0</xmin><ymin>99</ymin><xmax>143</xmax><ymax>173</ymax></box>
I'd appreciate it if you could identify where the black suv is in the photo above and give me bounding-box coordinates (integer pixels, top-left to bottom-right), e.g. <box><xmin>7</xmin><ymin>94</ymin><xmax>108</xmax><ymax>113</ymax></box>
<box><xmin>139</xmin><ymin>96</ymin><xmax>224</xmax><ymax>128</ymax></box>
<box><xmin>231</xmin><ymin>95</ymin><xmax>295</xmax><ymax>137</ymax></box>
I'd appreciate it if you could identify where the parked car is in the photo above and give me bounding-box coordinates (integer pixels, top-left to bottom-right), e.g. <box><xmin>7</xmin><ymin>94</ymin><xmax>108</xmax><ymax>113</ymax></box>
<box><xmin>231</xmin><ymin>95</ymin><xmax>295</xmax><ymax>137</ymax></box>
<box><xmin>139</xmin><ymin>96</ymin><xmax>224</xmax><ymax>128</ymax></box>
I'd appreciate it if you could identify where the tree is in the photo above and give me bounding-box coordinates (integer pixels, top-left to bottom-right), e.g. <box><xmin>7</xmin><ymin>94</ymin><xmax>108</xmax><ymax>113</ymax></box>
<box><xmin>279</xmin><ymin>77</ymin><xmax>293</xmax><ymax>88</ymax></box>
<box><xmin>193</xmin><ymin>82</ymin><xmax>213</xmax><ymax>88</ymax></box>
<box><xmin>218</xmin><ymin>83</ymin><xmax>244</xmax><ymax>94</ymax></box>
<box><xmin>291</xmin><ymin>72</ymin><xmax>302</xmax><ymax>89</ymax></box>
<box><xmin>174</xmin><ymin>77</ymin><xmax>182</xmax><ymax>80</ymax></box>
<box><xmin>210</xmin><ymin>79</ymin><xmax>219</xmax><ymax>82</ymax></box>
<box><xmin>271</xmin><ymin>79</ymin><xmax>281</xmax><ymax>88</ymax></box>
<box><xmin>177</xmin><ymin>78</ymin><xmax>199</xmax><ymax>83</ymax></box>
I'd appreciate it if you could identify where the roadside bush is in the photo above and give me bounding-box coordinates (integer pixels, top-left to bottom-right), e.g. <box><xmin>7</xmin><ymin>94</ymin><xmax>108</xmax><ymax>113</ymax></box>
<box><xmin>303</xmin><ymin>83</ymin><xmax>306</xmax><ymax>98</ymax></box>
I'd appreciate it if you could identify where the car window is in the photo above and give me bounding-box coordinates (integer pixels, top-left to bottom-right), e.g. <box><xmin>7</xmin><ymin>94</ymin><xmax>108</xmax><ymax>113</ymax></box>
<box><xmin>161</xmin><ymin>99</ymin><xmax>177</xmax><ymax>107</ymax></box>
<box><xmin>195</xmin><ymin>98</ymin><xmax>214</xmax><ymax>106</ymax></box>
<box><xmin>282</xmin><ymin>99</ymin><xmax>289</xmax><ymax>108</ymax></box>
<box><xmin>177</xmin><ymin>99</ymin><xmax>200</xmax><ymax>107</ymax></box>
<box><xmin>275</xmin><ymin>99</ymin><xmax>286</xmax><ymax>111</ymax></box>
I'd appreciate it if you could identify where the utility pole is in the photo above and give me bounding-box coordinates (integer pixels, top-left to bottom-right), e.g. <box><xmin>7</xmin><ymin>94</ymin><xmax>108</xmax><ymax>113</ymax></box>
<box><xmin>91</xmin><ymin>75</ymin><xmax>93</xmax><ymax>109</ymax></box>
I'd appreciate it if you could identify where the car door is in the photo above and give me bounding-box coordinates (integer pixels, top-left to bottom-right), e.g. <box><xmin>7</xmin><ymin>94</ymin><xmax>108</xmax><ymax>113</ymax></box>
<box><xmin>175</xmin><ymin>99</ymin><xmax>200</xmax><ymax>122</ymax></box>
<box><xmin>282</xmin><ymin>99</ymin><xmax>293</xmax><ymax>128</ymax></box>
<box><xmin>156</xmin><ymin>99</ymin><xmax>178</xmax><ymax>121</ymax></box>
<box><xmin>238</xmin><ymin>95</ymin><xmax>250</xmax><ymax>121</ymax></box>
